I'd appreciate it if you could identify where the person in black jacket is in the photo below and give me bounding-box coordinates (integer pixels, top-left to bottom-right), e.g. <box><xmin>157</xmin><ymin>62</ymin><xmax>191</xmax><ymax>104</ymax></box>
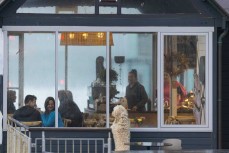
<box><xmin>125</xmin><ymin>69</ymin><xmax>148</xmax><ymax>112</ymax></box>
<box><xmin>58</xmin><ymin>90</ymin><xmax>83</xmax><ymax>127</ymax></box>
<box><xmin>13</xmin><ymin>95</ymin><xmax>41</xmax><ymax>122</ymax></box>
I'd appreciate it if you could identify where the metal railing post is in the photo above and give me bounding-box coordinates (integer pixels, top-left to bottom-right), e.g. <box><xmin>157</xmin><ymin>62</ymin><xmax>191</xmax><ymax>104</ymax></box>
<box><xmin>42</xmin><ymin>131</ymin><xmax>46</xmax><ymax>152</ymax></box>
<box><xmin>108</xmin><ymin>132</ymin><xmax>111</xmax><ymax>153</ymax></box>
<box><xmin>28</xmin><ymin>137</ymin><xmax>32</xmax><ymax>153</ymax></box>
<box><xmin>28</xmin><ymin>131</ymin><xmax>32</xmax><ymax>153</ymax></box>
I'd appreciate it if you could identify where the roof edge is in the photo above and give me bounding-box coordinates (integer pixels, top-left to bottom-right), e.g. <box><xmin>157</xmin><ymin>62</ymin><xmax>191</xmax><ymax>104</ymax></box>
<box><xmin>0</xmin><ymin>0</ymin><xmax>11</xmax><ymax>13</ymax></box>
<box><xmin>207</xmin><ymin>0</ymin><xmax>229</xmax><ymax>18</ymax></box>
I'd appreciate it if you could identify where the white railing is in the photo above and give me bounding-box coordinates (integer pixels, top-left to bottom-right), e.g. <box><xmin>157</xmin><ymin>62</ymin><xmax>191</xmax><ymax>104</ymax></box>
<box><xmin>34</xmin><ymin>131</ymin><xmax>112</xmax><ymax>153</ymax></box>
<box><xmin>7</xmin><ymin>117</ymin><xmax>112</xmax><ymax>153</ymax></box>
<box><xmin>7</xmin><ymin>119</ymin><xmax>31</xmax><ymax>153</ymax></box>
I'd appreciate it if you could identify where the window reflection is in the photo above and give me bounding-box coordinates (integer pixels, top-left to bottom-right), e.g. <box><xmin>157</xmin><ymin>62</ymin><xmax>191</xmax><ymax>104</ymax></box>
<box><xmin>58</xmin><ymin>32</ymin><xmax>107</xmax><ymax>127</ymax></box>
<box><xmin>8</xmin><ymin>32</ymin><xmax>56</xmax><ymax>126</ymax></box>
<box><xmin>111</xmin><ymin>33</ymin><xmax>157</xmax><ymax>128</ymax></box>
<box><xmin>17</xmin><ymin>0</ymin><xmax>95</xmax><ymax>14</ymax></box>
<box><xmin>164</xmin><ymin>35</ymin><xmax>206</xmax><ymax>125</ymax></box>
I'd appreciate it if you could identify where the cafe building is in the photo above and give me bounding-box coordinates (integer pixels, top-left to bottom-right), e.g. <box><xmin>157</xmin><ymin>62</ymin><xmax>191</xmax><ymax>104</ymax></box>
<box><xmin>0</xmin><ymin>0</ymin><xmax>229</xmax><ymax>152</ymax></box>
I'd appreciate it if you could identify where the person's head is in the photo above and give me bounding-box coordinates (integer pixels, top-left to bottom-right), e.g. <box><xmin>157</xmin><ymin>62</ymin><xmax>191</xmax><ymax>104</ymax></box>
<box><xmin>58</xmin><ymin>90</ymin><xmax>73</xmax><ymax>104</ymax></box>
<box><xmin>128</xmin><ymin>69</ymin><xmax>138</xmax><ymax>85</ymax></box>
<box><xmin>24</xmin><ymin>95</ymin><xmax>37</xmax><ymax>108</ymax></box>
<box><xmin>44</xmin><ymin>97</ymin><xmax>55</xmax><ymax>114</ymax></box>
<box><xmin>65</xmin><ymin>91</ymin><xmax>73</xmax><ymax>101</ymax></box>
<box><xmin>7</xmin><ymin>90</ymin><xmax>16</xmax><ymax>103</ymax></box>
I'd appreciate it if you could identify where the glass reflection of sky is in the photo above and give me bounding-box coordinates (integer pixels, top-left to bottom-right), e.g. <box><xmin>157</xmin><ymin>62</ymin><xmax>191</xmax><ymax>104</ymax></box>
<box><xmin>17</xmin><ymin>6</ymin><xmax>141</xmax><ymax>14</ymax></box>
<box><xmin>8</xmin><ymin>33</ymin><xmax>154</xmax><ymax>112</ymax></box>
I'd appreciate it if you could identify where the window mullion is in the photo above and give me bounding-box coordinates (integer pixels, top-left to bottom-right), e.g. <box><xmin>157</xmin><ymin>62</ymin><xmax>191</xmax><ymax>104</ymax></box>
<box><xmin>158</xmin><ymin>32</ymin><xmax>163</xmax><ymax>129</ymax></box>
<box><xmin>55</xmin><ymin>31</ymin><xmax>59</xmax><ymax>128</ymax></box>
<box><xmin>106</xmin><ymin>32</ymin><xmax>110</xmax><ymax>128</ymax></box>
<box><xmin>3</xmin><ymin>30</ymin><xmax>8</xmax><ymax>130</ymax></box>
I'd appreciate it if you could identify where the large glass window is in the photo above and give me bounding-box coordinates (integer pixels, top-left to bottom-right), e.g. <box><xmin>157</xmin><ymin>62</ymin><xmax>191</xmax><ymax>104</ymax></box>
<box><xmin>5</xmin><ymin>28</ymin><xmax>212</xmax><ymax>131</ymax></box>
<box><xmin>110</xmin><ymin>33</ymin><xmax>157</xmax><ymax>128</ymax></box>
<box><xmin>7</xmin><ymin>32</ymin><xmax>56</xmax><ymax>125</ymax></box>
<box><xmin>58</xmin><ymin>32</ymin><xmax>107</xmax><ymax>127</ymax></box>
<box><xmin>163</xmin><ymin>35</ymin><xmax>207</xmax><ymax>125</ymax></box>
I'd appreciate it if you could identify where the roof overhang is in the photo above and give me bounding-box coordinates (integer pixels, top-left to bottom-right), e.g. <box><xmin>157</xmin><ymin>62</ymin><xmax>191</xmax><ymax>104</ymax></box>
<box><xmin>212</xmin><ymin>0</ymin><xmax>229</xmax><ymax>17</ymax></box>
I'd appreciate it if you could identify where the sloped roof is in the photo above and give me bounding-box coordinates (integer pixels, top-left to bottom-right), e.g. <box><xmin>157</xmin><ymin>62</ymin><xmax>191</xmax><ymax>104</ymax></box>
<box><xmin>0</xmin><ymin>0</ymin><xmax>6</xmax><ymax>5</ymax></box>
<box><xmin>214</xmin><ymin>0</ymin><xmax>229</xmax><ymax>16</ymax></box>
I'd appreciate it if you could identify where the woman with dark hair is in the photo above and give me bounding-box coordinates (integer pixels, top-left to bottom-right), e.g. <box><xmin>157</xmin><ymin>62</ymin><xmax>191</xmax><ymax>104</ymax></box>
<box><xmin>41</xmin><ymin>97</ymin><xmax>64</xmax><ymax>127</ymax></box>
<box><xmin>125</xmin><ymin>69</ymin><xmax>148</xmax><ymax>112</ymax></box>
<box><xmin>7</xmin><ymin>90</ymin><xmax>16</xmax><ymax>114</ymax></box>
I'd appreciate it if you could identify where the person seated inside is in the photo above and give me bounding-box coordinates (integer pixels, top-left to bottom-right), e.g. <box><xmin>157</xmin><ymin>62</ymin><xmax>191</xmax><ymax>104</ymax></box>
<box><xmin>13</xmin><ymin>95</ymin><xmax>41</xmax><ymax>122</ymax></box>
<box><xmin>126</xmin><ymin>69</ymin><xmax>148</xmax><ymax>112</ymax></box>
<box><xmin>41</xmin><ymin>97</ymin><xmax>64</xmax><ymax>127</ymax></box>
<box><xmin>7</xmin><ymin>90</ymin><xmax>16</xmax><ymax>114</ymax></box>
<box><xmin>58</xmin><ymin>90</ymin><xmax>83</xmax><ymax>127</ymax></box>
<box><xmin>164</xmin><ymin>73</ymin><xmax>187</xmax><ymax>106</ymax></box>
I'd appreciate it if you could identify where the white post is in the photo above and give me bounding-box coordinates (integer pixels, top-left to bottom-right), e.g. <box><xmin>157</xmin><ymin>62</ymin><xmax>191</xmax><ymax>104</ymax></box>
<box><xmin>42</xmin><ymin>131</ymin><xmax>46</xmax><ymax>152</ymax></box>
<box><xmin>28</xmin><ymin>137</ymin><xmax>31</xmax><ymax>153</ymax></box>
<box><xmin>108</xmin><ymin>132</ymin><xmax>111</xmax><ymax>153</ymax></box>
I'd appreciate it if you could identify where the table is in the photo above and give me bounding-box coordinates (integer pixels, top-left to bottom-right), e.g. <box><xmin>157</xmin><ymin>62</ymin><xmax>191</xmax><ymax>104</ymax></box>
<box><xmin>124</xmin><ymin>142</ymin><xmax>172</xmax><ymax>150</ymax></box>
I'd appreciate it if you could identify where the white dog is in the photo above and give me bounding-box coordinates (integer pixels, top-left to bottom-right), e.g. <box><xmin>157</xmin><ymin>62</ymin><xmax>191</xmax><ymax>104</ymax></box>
<box><xmin>111</xmin><ymin>105</ymin><xmax>130</xmax><ymax>151</ymax></box>
<box><xmin>117</xmin><ymin>97</ymin><xmax>128</xmax><ymax>109</ymax></box>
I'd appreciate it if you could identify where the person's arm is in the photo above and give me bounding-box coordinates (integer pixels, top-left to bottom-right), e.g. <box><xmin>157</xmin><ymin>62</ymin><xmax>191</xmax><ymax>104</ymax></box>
<box><xmin>58</xmin><ymin>113</ymin><xmax>64</xmax><ymax>127</ymax></box>
<box><xmin>136</xmin><ymin>85</ymin><xmax>148</xmax><ymax>108</ymax></box>
<box><xmin>36</xmin><ymin>110</ymin><xmax>42</xmax><ymax>121</ymax></box>
<box><xmin>41</xmin><ymin>112</ymin><xmax>55</xmax><ymax>127</ymax></box>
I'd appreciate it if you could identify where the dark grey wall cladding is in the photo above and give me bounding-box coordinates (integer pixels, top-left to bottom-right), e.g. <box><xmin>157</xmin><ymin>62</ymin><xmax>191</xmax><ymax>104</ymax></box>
<box><xmin>30</xmin><ymin>130</ymin><xmax>110</xmax><ymax>153</ymax></box>
<box><xmin>221</xmin><ymin>30</ymin><xmax>229</xmax><ymax>149</ymax></box>
<box><xmin>2</xmin><ymin>15</ymin><xmax>216</xmax><ymax>27</ymax></box>
<box><xmin>2</xmin><ymin>131</ymin><xmax>214</xmax><ymax>153</ymax></box>
<box><xmin>32</xmin><ymin>131</ymin><xmax>214</xmax><ymax>152</ymax></box>
<box><xmin>0</xmin><ymin>75</ymin><xmax>3</xmax><ymax>112</ymax></box>
<box><xmin>2</xmin><ymin>132</ymin><xmax>6</xmax><ymax>153</ymax></box>
<box><xmin>130</xmin><ymin>132</ymin><xmax>214</xmax><ymax>150</ymax></box>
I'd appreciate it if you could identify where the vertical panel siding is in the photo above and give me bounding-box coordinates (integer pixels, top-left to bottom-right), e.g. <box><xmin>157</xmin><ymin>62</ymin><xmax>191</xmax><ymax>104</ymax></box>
<box><xmin>221</xmin><ymin>31</ymin><xmax>229</xmax><ymax>149</ymax></box>
<box><xmin>0</xmin><ymin>75</ymin><xmax>3</xmax><ymax>153</ymax></box>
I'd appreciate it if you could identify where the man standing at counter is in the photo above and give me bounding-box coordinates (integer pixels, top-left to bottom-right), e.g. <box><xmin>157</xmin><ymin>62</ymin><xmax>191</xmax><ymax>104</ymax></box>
<box><xmin>126</xmin><ymin>69</ymin><xmax>148</xmax><ymax>112</ymax></box>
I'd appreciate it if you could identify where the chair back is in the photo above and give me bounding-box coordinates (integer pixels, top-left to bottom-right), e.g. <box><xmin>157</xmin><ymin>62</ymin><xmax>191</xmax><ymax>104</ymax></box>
<box><xmin>162</xmin><ymin>139</ymin><xmax>182</xmax><ymax>150</ymax></box>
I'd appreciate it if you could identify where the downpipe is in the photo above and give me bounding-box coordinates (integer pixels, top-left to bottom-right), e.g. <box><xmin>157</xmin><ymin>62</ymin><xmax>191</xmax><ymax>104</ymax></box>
<box><xmin>218</xmin><ymin>23</ymin><xmax>229</xmax><ymax>149</ymax></box>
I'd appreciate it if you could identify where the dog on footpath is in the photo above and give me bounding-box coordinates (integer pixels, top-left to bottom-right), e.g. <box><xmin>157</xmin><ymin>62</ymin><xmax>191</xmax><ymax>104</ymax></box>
<box><xmin>111</xmin><ymin>105</ymin><xmax>130</xmax><ymax>151</ymax></box>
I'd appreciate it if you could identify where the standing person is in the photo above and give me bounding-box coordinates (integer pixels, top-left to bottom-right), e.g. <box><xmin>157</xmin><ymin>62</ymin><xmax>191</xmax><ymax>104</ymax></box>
<box><xmin>7</xmin><ymin>90</ymin><xmax>16</xmax><ymax>114</ymax></box>
<box><xmin>125</xmin><ymin>69</ymin><xmax>148</xmax><ymax>112</ymax></box>
<box><xmin>41</xmin><ymin>97</ymin><xmax>64</xmax><ymax>127</ymax></box>
<box><xmin>13</xmin><ymin>95</ymin><xmax>41</xmax><ymax>122</ymax></box>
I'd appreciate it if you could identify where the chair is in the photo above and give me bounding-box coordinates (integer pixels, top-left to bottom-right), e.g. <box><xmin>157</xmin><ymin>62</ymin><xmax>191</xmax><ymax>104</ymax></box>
<box><xmin>21</xmin><ymin>121</ymin><xmax>42</xmax><ymax>127</ymax></box>
<box><xmin>7</xmin><ymin>114</ymin><xmax>13</xmax><ymax>119</ymax></box>
<box><xmin>63</xmin><ymin>118</ymin><xmax>72</xmax><ymax>127</ymax></box>
<box><xmin>161</xmin><ymin>139</ymin><xmax>182</xmax><ymax>150</ymax></box>
<box><xmin>165</xmin><ymin>116</ymin><xmax>181</xmax><ymax>124</ymax></box>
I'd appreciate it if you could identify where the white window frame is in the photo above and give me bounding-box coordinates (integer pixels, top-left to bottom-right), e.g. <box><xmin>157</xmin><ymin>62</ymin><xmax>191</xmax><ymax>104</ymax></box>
<box><xmin>2</xmin><ymin>26</ymin><xmax>214</xmax><ymax>132</ymax></box>
<box><xmin>159</xmin><ymin>32</ymin><xmax>213</xmax><ymax>132</ymax></box>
